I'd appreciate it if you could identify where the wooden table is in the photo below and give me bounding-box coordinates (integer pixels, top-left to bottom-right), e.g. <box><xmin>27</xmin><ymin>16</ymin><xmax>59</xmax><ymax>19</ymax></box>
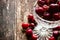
<box><xmin>16</xmin><ymin>0</ymin><xmax>36</xmax><ymax>40</ymax></box>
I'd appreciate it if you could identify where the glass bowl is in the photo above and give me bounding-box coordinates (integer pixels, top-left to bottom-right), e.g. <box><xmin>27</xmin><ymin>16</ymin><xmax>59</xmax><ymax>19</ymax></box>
<box><xmin>33</xmin><ymin>1</ymin><xmax>60</xmax><ymax>29</ymax></box>
<box><xmin>32</xmin><ymin>1</ymin><xmax>60</xmax><ymax>40</ymax></box>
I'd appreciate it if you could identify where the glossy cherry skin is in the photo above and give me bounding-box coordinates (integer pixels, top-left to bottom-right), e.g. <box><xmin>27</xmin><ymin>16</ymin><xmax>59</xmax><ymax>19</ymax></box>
<box><xmin>22</xmin><ymin>23</ymin><xmax>29</xmax><ymax>29</ymax></box>
<box><xmin>28</xmin><ymin>14</ymin><xmax>35</xmax><ymax>23</ymax></box>
<box><xmin>26</xmin><ymin>29</ymin><xmax>33</xmax><ymax>36</ymax></box>
<box><xmin>43</xmin><ymin>5</ymin><xmax>49</xmax><ymax>11</ymax></box>
<box><xmin>29</xmin><ymin>23</ymin><xmax>35</xmax><ymax>29</ymax></box>
<box><xmin>37</xmin><ymin>0</ymin><xmax>45</xmax><ymax>6</ymax></box>
<box><xmin>43</xmin><ymin>12</ymin><xmax>50</xmax><ymax>20</ymax></box>
<box><xmin>53</xmin><ymin>30</ymin><xmax>59</xmax><ymax>40</ymax></box>
<box><xmin>53</xmin><ymin>13</ymin><xmax>60</xmax><ymax>20</ymax></box>
<box><xmin>49</xmin><ymin>36</ymin><xmax>55</xmax><ymax>40</ymax></box>
<box><xmin>49</xmin><ymin>4</ymin><xmax>59</xmax><ymax>13</ymax></box>
<box><xmin>35</xmin><ymin>6</ymin><xmax>44</xmax><ymax>15</ymax></box>
<box><xmin>53</xmin><ymin>30</ymin><xmax>59</xmax><ymax>37</ymax></box>
<box><xmin>32</xmin><ymin>34</ymin><xmax>38</xmax><ymax>40</ymax></box>
<box><xmin>28</xmin><ymin>14</ymin><xmax>34</xmax><ymax>20</ymax></box>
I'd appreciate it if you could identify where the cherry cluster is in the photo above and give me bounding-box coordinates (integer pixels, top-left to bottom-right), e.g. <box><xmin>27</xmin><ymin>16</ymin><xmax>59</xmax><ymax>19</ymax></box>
<box><xmin>21</xmin><ymin>13</ymin><xmax>60</xmax><ymax>40</ymax></box>
<box><xmin>22</xmin><ymin>14</ymin><xmax>37</xmax><ymax>40</ymax></box>
<box><xmin>35</xmin><ymin>0</ymin><xmax>60</xmax><ymax>21</ymax></box>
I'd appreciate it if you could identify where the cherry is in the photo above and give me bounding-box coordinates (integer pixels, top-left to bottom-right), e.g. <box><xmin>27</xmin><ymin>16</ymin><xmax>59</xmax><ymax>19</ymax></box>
<box><xmin>26</xmin><ymin>28</ymin><xmax>33</xmax><ymax>36</ymax></box>
<box><xmin>37</xmin><ymin>0</ymin><xmax>45</xmax><ymax>6</ymax></box>
<box><xmin>28</xmin><ymin>14</ymin><xmax>34</xmax><ymax>20</ymax></box>
<box><xmin>56</xmin><ymin>26</ymin><xmax>60</xmax><ymax>30</ymax></box>
<box><xmin>28</xmin><ymin>14</ymin><xmax>35</xmax><ymax>23</ymax></box>
<box><xmin>53</xmin><ymin>26</ymin><xmax>60</xmax><ymax>31</ymax></box>
<box><xmin>29</xmin><ymin>23</ymin><xmax>35</xmax><ymax>29</ymax></box>
<box><xmin>43</xmin><ymin>5</ymin><xmax>49</xmax><ymax>11</ymax></box>
<box><xmin>49</xmin><ymin>4</ymin><xmax>59</xmax><ymax>13</ymax></box>
<box><xmin>32</xmin><ymin>34</ymin><xmax>38</xmax><ymax>40</ymax></box>
<box><xmin>53</xmin><ymin>13</ymin><xmax>60</xmax><ymax>20</ymax></box>
<box><xmin>35</xmin><ymin>6</ymin><xmax>44</xmax><ymax>15</ymax></box>
<box><xmin>43</xmin><ymin>12</ymin><xmax>50</xmax><ymax>20</ymax></box>
<box><xmin>49</xmin><ymin>36</ymin><xmax>55</xmax><ymax>40</ymax></box>
<box><xmin>53</xmin><ymin>30</ymin><xmax>59</xmax><ymax>37</ymax></box>
<box><xmin>54</xmin><ymin>26</ymin><xmax>60</xmax><ymax>30</ymax></box>
<box><xmin>22</xmin><ymin>23</ymin><xmax>29</xmax><ymax>29</ymax></box>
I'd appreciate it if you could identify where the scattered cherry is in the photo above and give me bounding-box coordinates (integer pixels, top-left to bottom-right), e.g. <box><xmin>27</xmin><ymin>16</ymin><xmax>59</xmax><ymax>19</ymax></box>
<box><xmin>28</xmin><ymin>14</ymin><xmax>35</xmax><ymax>23</ymax></box>
<box><xmin>53</xmin><ymin>30</ymin><xmax>59</xmax><ymax>37</ymax></box>
<box><xmin>49</xmin><ymin>36</ymin><xmax>55</xmax><ymax>40</ymax></box>
<box><xmin>54</xmin><ymin>26</ymin><xmax>60</xmax><ymax>30</ymax></box>
<box><xmin>26</xmin><ymin>28</ymin><xmax>33</xmax><ymax>36</ymax></box>
<box><xmin>29</xmin><ymin>23</ymin><xmax>35</xmax><ymax>29</ymax></box>
<box><xmin>28</xmin><ymin>14</ymin><xmax>34</xmax><ymax>20</ymax></box>
<box><xmin>22</xmin><ymin>23</ymin><xmax>29</xmax><ymax>29</ymax></box>
<box><xmin>32</xmin><ymin>34</ymin><xmax>38</xmax><ymax>40</ymax></box>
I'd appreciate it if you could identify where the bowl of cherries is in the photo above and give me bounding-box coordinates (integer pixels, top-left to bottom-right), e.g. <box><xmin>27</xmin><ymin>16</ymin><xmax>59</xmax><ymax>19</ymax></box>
<box><xmin>21</xmin><ymin>0</ymin><xmax>60</xmax><ymax>40</ymax></box>
<box><xmin>34</xmin><ymin>0</ymin><xmax>60</xmax><ymax>23</ymax></box>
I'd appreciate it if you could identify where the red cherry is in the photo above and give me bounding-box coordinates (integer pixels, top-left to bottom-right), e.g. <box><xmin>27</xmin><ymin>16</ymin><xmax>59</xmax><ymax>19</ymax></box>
<box><xmin>53</xmin><ymin>26</ymin><xmax>60</xmax><ymax>30</ymax></box>
<box><xmin>37</xmin><ymin>0</ymin><xmax>45</xmax><ymax>6</ymax></box>
<box><xmin>55</xmin><ymin>26</ymin><xmax>60</xmax><ymax>30</ymax></box>
<box><xmin>35</xmin><ymin>6</ymin><xmax>44</xmax><ymax>15</ymax></box>
<box><xmin>53</xmin><ymin>13</ymin><xmax>60</xmax><ymax>20</ymax></box>
<box><xmin>22</xmin><ymin>23</ymin><xmax>29</xmax><ymax>29</ymax></box>
<box><xmin>43</xmin><ymin>12</ymin><xmax>50</xmax><ymax>20</ymax></box>
<box><xmin>43</xmin><ymin>5</ymin><xmax>49</xmax><ymax>11</ymax></box>
<box><xmin>53</xmin><ymin>30</ymin><xmax>59</xmax><ymax>37</ymax></box>
<box><xmin>49</xmin><ymin>4</ymin><xmax>59</xmax><ymax>13</ymax></box>
<box><xmin>26</xmin><ymin>29</ymin><xmax>33</xmax><ymax>36</ymax></box>
<box><xmin>29</xmin><ymin>23</ymin><xmax>35</xmax><ymax>29</ymax></box>
<box><xmin>32</xmin><ymin>34</ymin><xmax>38</xmax><ymax>40</ymax></box>
<box><xmin>28</xmin><ymin>14</ymin><xmax>34</xmax><ymax>20</ymax></box>
<box><xmin>49</xmin><ymin>36</ymin><xmax>55</xmax><ymax>40</ymax></box>
<box><xmin>28</xmin><ymin>14</ymin><xmax>35</xmax><ymax>23</ymax></box>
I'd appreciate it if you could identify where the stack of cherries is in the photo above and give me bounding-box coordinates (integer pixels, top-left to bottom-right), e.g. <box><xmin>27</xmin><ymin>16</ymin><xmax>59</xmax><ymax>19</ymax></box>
<box><xmin>21</xmin><ymin>14</ymin><xmax>60</xmax><ymax>40</ymax></box>
<box><xmin>35</xmin><ymin>0</ymin><xmax>60</xmax><ymax>21</ymax></box>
